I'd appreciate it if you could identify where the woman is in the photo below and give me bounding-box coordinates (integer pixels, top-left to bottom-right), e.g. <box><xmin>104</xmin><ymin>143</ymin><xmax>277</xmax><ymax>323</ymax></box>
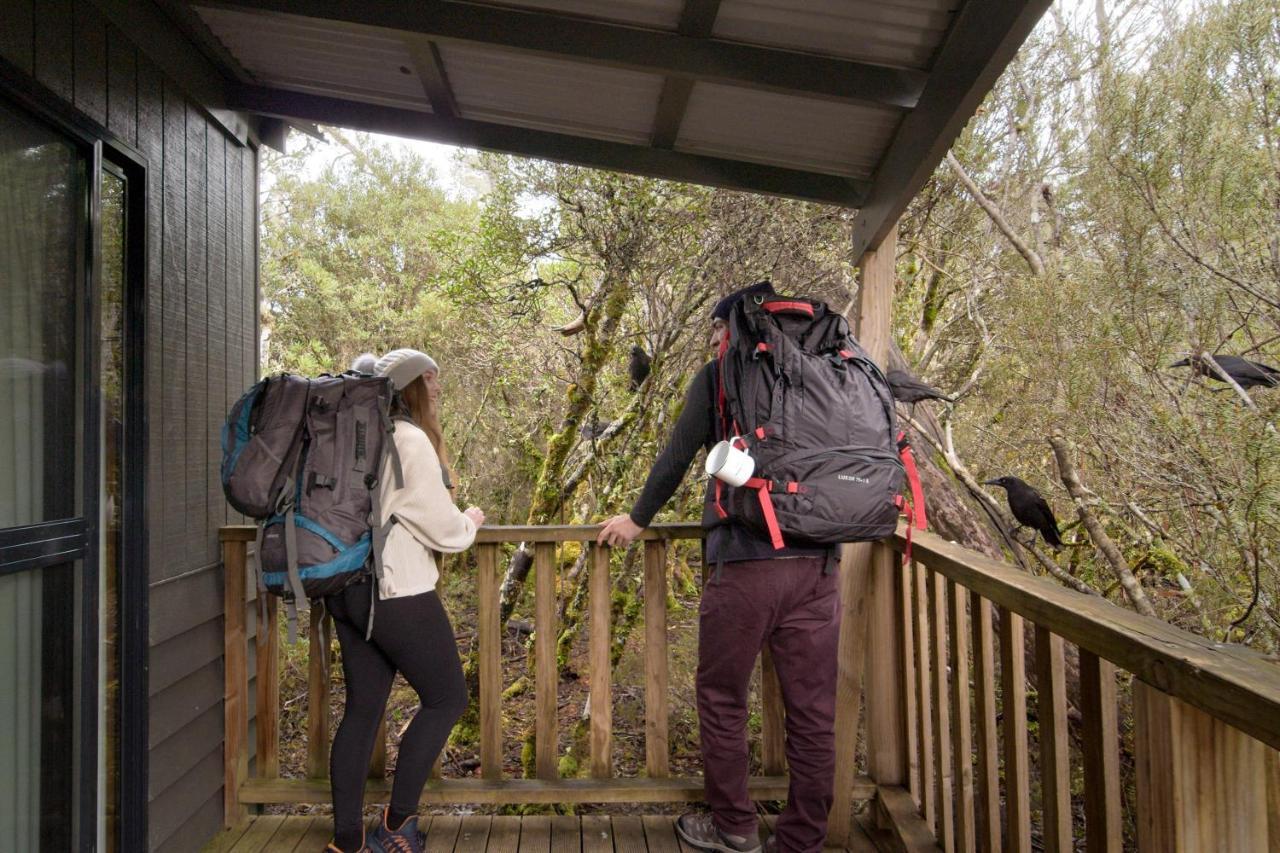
<box><xmin>325</xmin><ymin>348</ymin><xmax>484</xmax><ymax>853</ymax></box>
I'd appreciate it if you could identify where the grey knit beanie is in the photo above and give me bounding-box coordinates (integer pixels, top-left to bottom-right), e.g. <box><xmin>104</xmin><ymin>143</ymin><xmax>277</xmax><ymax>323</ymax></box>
<box><xmin>374</xmin><ymin>348</ymin><xmax>440</xmax><ymax>391</ymax></box>
<box><xmin>350</xmin><ymin>352</ymin><xmax>378</xmax><ymax>374</ymax></box>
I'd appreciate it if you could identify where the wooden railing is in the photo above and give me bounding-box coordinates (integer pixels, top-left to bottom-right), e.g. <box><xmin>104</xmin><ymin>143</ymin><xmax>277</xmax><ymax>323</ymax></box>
<box><xmin>219</xmin><ymin>524</ymin><xmax>875</xmax><ymax>830</ymax></box>
<box><xmin>878</xmin><ymin>527</ymin><xmax>1280</xmax><ymax>852</ymax></box>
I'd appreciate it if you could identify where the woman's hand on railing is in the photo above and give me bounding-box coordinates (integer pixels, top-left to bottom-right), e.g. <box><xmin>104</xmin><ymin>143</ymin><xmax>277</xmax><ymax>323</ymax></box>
<box><xmin>597</xmin><ymin>514</ymin><xmax>643</xmax><ymax>547</ymax></box>
<box><xmin>464</xmin><ymin>506</ymin><xmax>486</xmax><ymax>527</ymax></box>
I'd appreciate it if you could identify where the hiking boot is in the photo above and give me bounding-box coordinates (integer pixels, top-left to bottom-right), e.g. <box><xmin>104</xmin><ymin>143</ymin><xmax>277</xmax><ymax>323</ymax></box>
<box><xmin>372</xmin><ymin>808</ymin><xmax>425</xmax><ymax>853</ymax></box>
<box><xmin>675</xmin><ymin>813</ymin><xmax>761</xmax><ymax>853</ymax></box>
<box><xmin>325</xmin><ymin>833</ymin><xmax>374</xmax><ymax>853</ymax></box>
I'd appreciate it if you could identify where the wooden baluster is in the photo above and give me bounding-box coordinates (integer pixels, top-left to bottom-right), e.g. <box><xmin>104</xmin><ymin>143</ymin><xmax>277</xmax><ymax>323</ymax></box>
<box><xmin>306</xmin><ymin>606</ymin><xmax>331</xmax><ymax>779</ymax></box>
<box><xmin>589</xmin><ymin>543</ymin><xmax>612</xmax><ymax>779</ymax></box>
<box><xmin>829</xmin><ymin>542</ymin><xmax>873</xmax><ymax>844</ymax></box>
<box><xmin>369</xmin><ymin>718</ymin><xmax>386</xmax><ymax>780</ymax></box>
<box><xmin>912</xmin><ymin>561</ymin><xmax>935</xmax><ymax>830</ymax></box>
<box><xmin>947</xmin><ymin>581</ymin><xmax>975</xmax><ymax>853</ymax></box>
<box><xmin>761</xmin><ymin>647</ymin><xmax>786</xmax><ymax>775</ymax></box>
<box><xmin>1034</xmin><ymin>628</ymin><xmax>1070</xmax><ymax>853</ymax></box>
<box><xmin>644</xmin><ymin>540</ymin><xmax>669</xmax><ymax>778</ymax></box>
<box><xmin>534</xmin><ymin>542</ymin><xmax>558</xmax><ymax>779</ymax></box>
<box><xmin>899</xmin><ymin>558</ymin><xmax>919</xmax><ymax>803</ymax></box>
<box><xmin>222</xmin><ymin>533</ymin><xmax>249</xmax><ymax>825</ymax></box>
<box><xmin>999</xmin><ymin>608</ymin><xmax>1031</xmax><ymax>853</ymax></box>
<box><xmin>927</xmin><ymin>568</ymin><xmax>954</xmax><ymax>851</ymax></box>
<box><xmin>255</xmin><ymin>578</ymin><xmax>279</xmax><ymax>780</ymax></box>
<box><xmin>970</xmin><ymin>593</ymin><xmax>1001</xmax><ymax>853</ymax></box>
<box><xmin>477</xmin><ymin>543</ymin><xmax>503</xmax><ymax>779</ymax></box>
<box><xmin>1079</xmin><ymin>650</ymin><xmax>1120</xmax><ymax>852</ymax></box>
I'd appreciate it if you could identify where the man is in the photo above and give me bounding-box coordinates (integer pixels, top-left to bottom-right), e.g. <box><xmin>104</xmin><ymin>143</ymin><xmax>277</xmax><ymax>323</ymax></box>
<box><xmin>598</xmin><ymin>281</ymin><xmax>841</xmax><ymax>853</ymax></box>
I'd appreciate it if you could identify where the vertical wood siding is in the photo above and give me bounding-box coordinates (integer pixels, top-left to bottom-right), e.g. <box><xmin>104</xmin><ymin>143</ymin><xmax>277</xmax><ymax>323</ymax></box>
<box><xmin>0</xmin><ymin>3</ymin><xmax>259</xmax><ymax>848</ymax></box>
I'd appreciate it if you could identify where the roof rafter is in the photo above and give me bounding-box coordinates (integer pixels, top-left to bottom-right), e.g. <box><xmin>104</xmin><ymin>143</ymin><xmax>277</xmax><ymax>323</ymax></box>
<box><xmin>651</xmin><ymin>0</ymin><xmax>722</xmax><ymax>150</ymax></box>
<box><xmin>193</xmin><ymin>0</ymin><xmax>926</xmax><ymax>110</ymax></box>
<box><xmin>849</xmin><ymin>0</ymin><xmax>1054</xmax><ymax>259</ymax></box>
<box><xmin>226</xmin><ymin>83</ymin><xmax>871</xmax><ymax>207</ymax></box>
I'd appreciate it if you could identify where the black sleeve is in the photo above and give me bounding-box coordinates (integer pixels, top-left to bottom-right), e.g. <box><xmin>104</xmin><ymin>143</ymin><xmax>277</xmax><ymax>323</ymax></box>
<box><xmin>628</xmin><ymin>362</ymin><xmax>716</xmax><ymax>527</ymax></box>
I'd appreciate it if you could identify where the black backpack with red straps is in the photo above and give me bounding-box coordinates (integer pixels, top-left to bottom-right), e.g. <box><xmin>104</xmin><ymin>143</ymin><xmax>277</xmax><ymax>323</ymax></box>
<box><xmin>712</xmin><ymin>291</ymin><xmax>925</xmax><ymax>547</ymax></box>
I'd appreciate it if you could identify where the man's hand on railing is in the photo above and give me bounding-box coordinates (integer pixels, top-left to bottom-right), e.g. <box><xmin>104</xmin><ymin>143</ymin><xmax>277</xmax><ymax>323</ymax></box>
<box><xmin>598</xmin><ymin>514</ymin><xmax>643</xmax><ymax>547</ymax></box>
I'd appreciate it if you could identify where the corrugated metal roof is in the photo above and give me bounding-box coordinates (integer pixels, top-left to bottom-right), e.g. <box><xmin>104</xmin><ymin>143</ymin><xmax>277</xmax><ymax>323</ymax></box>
<box><xmin>196</xmin><ymin>7</ymin><xmax>432</xmax><ymax>111</ymax></box>
<box><xmin>475</xmin><ymin>0</ymin><xmax>685</xmax><ymax>29</ymax></box>
<box><xmin>438</xmin><ymin>44</ymin><xmax>665</xmax><ymax>145</ymax></box>
<box><xmin>676</xmin><ymin>84</ymin><xmax>900</xmax><ymax>178</ymax></box>
<box><xmin>712</xmin><ymin>0</ymin><xmax>960</xmax><ymax>69</ymax></box>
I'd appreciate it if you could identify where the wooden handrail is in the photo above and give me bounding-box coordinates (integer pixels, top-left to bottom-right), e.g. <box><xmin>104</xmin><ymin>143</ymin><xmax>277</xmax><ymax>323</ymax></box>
<box><xmin>218</xmin><ymin>522</ymin><xmax>876</xmax><ymax>830</ymax></box>
<box><xmin>891</xmin><ymin>524</ymin><xmax>1280</xmax><ymax>852</ymax></box>
<box><xmin>891</xmin><ymin>525</ymin><xmax>1280</xmax><ymax>751</ymax></box>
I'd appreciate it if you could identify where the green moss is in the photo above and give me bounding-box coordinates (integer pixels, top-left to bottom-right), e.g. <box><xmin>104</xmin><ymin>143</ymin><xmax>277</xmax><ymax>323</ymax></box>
<box><xmin>503</xmin><ymin>676</ymin><xmax>530</xmax><ymax>700</ymax></box>
<box><xmin>557</xmin><ymin>753</ymin><xmax>580</xmax><ymax>778</ymax></box>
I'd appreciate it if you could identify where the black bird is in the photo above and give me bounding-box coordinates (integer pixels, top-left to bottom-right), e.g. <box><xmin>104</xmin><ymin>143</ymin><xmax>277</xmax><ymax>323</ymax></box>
<box><xmin>985</xmin><ymin>476</ymin><xmax>1064</xmax><ymax>549</ymax></box>
<box><xmin>887</xmin><ymin>369</ymin><xmax>954</xmax><ymax>404</ymax></box>
<box><xmin>1169</xmin><ymin>354</ymin><xmax>1280</xmax><ymax>389</ymax></box>
<box><xmin>628</xmin><ymin>345</ymin><xmax>651</xmax><ymax>392</ymax></box>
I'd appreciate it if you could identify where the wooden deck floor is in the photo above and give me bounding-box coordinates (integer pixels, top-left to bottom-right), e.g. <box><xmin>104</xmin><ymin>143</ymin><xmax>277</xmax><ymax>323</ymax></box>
<box><xmin>202</xmin><ymin>814</ymin><xmax>880</xmax><ymax>853</ymax></box>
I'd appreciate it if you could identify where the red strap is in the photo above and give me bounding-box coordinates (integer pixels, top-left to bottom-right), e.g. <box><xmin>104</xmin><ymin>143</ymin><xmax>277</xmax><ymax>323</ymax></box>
<box><xmin>898</xmin><ymin>432</ymin><xmax>927</xmax><ymax>531</ymax></box>
<box><xmin>744</xmin><ymin>477</ymin><xmax>785</xmax><ymax>549</ymax></box>
<box><xmin>839</xmin><ymin>349</ymin><xmax>854</xmax><ymax>359</ymax></box>
<box><xmin>762</xmin><ymin>300</ymin><xmax>815</xmax><ymax>317</ymax></box>
<box><xmin>714</xmin><ymin>338</ymin><xmax>730</xmax><ymax>520</ymax></box>
<box><xmin>755</xmin><ymin>427</ymin><xmax>766</xmax><ymax>440</ymax></box>
<box><xmin>756</xmin><ymin>342</ymin><xmax>771</xmax><ymax>353</ymax></box>
<box><xmin>713</xmin><ymin>478</ymin><xmax>728</xmax><ymax>519</ymax></box>
<box><xmin>785</xmin><ymin>482</ymin><xmax>800</xmax><ymax>494</ymax></box>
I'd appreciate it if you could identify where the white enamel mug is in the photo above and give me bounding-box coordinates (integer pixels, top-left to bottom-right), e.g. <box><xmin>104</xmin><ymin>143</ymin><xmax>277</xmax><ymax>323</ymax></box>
<box><xmin>705</xmin><ymin>438</ymin><xmax>755</xmax><ymax>486</ymax></box>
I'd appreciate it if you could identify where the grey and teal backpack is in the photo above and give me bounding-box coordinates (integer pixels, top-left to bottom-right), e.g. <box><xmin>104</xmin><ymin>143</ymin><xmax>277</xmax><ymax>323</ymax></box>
<box><xmin>221</xmin><ymin>373</ymin><xmax>403</xmax><ymax>639</ymax></box>
<box><xmin>712</xmin><ymin>291</ymin><xmax>926</xmax><ymax>548</ymax></box>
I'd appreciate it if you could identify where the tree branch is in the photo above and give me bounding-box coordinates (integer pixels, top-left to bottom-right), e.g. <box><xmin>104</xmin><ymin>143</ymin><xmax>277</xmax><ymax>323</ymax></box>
<box><xmin>945</xmin><ymin>151</ymin><xmax>1046</xmax><ymax>276</ymax></box>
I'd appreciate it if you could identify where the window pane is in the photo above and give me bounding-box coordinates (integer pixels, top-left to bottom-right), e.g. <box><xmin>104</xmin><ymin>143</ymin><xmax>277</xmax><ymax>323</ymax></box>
<box><xmin>0</xmin><ymin>561</ymin><xmax>78</xmax><ymax>851</ymax></box>
<box><xmin>0</xmin><ymin>100</ymin><xmax>82</xmax><ymax>528</ymax></box>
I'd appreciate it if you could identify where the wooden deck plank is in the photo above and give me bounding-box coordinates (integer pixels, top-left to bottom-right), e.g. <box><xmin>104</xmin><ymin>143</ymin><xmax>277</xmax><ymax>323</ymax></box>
<box><xmin>641</xmin><ymin>816</ymin><xmax>681</xmax><ymax>853</ymax></box>
<box><xmin>487</xmin><ymin>816</ymin><xmax>522</xmax><ymax>853</ymax></box>
<box><xmin>295</xmin><ymin>817</ymin><xmax>336</xmax><ymax>852</ymax></box>
<box><xmin>551</xmin><ymin>814</ymin><xmax>583</xmax><ymax>853</ymax></box>
<box><xmin>519</xmin><ymin>816</ymin><xmax>551</xmax><ymax>853</ymax></box>
<box><xmin>581</xmin><ymin>815</ymin><xmax>614</xmax><ymax>853</ymax></box>
<box><xmin>456</xmin><ymin>815</ymin><xmax>493</xmax><ymax>853</ymax></box>
<box><xmin>429</xmin><ymin>815</ymin><xmax>464</xmax><ymax>853</ymax></box>
<box><xmin>228</xmin><ymin>815</ymin><xmax>286</xmax><ymax>853</ymax></box>
<box><xmin>611</xmin><ymin>816</ymin><xmax>648</xmax><ymax>853</ymax></box>
<box><xmin>202</xmin><ymin>820</ymin><xmax>254</xmax><ymax>853</ymax></box>
<box><xmin>264</xmin><ymin>816</ymin><xmax>313</xmax><ymax>852</ymax></box>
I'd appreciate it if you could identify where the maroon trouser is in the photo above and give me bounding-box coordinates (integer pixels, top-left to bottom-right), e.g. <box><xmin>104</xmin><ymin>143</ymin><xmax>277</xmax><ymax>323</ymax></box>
<box><xmin>697</xmin><ymin>556</ymin><xmax>841</xmax><ymax>853</ymax></box>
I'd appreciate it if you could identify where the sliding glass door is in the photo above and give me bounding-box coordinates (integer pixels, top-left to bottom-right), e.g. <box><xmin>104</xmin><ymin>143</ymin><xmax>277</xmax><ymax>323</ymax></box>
<box><xmin>0</xmin><ymin>97</ymin><xmax>88</xmax><ymax>852</ymax></box>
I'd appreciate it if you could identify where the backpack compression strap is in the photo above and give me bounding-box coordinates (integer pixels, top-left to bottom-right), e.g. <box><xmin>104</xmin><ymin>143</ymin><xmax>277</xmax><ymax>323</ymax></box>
<box><xmin>743</xmin><ymin>476</ymin><xmax>785</xmax><ymax>550</ymax></box>
<box><xmin>898</xmin><ymin>432</ymin><xmax>926</xmax><ymax>531</ymax></box>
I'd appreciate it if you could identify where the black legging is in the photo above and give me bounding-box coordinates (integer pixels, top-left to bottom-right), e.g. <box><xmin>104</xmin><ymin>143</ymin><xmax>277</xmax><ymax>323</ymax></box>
<box><xmin>325</xmin><ymin>580</ymin><xmax>468</xmax><ymax>846</ymax></box>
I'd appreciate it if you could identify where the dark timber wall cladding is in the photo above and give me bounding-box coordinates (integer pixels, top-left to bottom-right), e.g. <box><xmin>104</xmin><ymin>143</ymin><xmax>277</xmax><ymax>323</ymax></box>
<box><xmin>0</xmin><ymin>2</ymin><xmax>260</xmax><ymax>850</ymax></box>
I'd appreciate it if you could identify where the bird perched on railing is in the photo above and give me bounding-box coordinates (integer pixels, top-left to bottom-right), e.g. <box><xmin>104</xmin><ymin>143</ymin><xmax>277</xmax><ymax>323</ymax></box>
<box><xmin>1169</xmin><ymin>353</ymin><xmax>1280</xmax><ymax>389</ymax></box>
<box><xmin>985</xmin><ymin>476</ymin><xmax>1064</xmax><ymax>549</ymax></box>
<box><xmin>887</xmin><ymin>368</ymin><xmax>954</xmax><ymax>404</ymax></box>
<box><xmin>629</xmin><ymin>345</ymin><xmax>651</xmax><ymax>392</ymax></box>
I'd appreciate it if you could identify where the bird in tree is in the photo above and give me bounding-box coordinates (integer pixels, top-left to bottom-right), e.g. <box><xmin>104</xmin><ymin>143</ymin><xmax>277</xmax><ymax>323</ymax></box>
<box><xmin>984</xmin><ymin>476</ymin><xmax>1064</xmax><ymax>549</ymax></box>
<box><xmin>1169</xmin><ymin>353</ymin><xmax>1280</xmax><ymax>389</ymax></box>
<box><xmin>887</xmin><ymin>369</ymin><xmax>954</xmax><ymax>404</ymax></box>
<box><xmin>628</xmin><ymin>345</ymin><xmax>652</xmax><ymax>392</ymax></box>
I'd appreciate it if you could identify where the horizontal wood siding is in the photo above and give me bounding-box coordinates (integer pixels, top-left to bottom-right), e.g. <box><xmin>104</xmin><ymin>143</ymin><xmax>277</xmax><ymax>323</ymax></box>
<box><xmin>0</xmin><ymin>3</ymin><xmax>259</xmax><ymax>849</ymax></box>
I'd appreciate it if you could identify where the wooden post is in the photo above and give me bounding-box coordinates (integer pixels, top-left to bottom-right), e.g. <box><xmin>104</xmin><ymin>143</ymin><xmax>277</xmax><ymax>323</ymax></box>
<box><xmin>912</xmin><ymin>562</ymin><xmax>935</xmax><ymax>832</ymax></box>
<box><xmin>947</xmin><ymin>580</ymin><xmax>974</xmax><ymax>853</ymax></box>
<box><xmin>588</xmin><ymin>544</ymin><xmax>612</xmax><ymax>779</ymax></box>
<box><xmin>254</xmin><ymin>592</ymin><xmax>280</xmax><ymax>780</ymax></box>
<box><xmin>760</xmin><ymin>648</ymin><xmax>786</xmax><ymax>775</ymax></box>
<box><xmin>926</xmin><ymin>569</ymin><xmax>954</xmax><ymax>851</ymax></box>
<box><xmin>1134</xmin><ymin>681</ymin><xmax>1270</xmax><ymax>851</ymax></box>
<box><xmin>477</xmin><ymin>543</ymin><xmax>502</xmax><ymax>779</ymax></box>
<box><xmin>855</xmin><ymin>224</ymin><xmax>908</xmax><ymax>789</ymax></box>
<box><xmin>1080</xmin><ymin>650</ymin><xmax>1121</xmax><ymax>852</ymax></box>
<box><xmin>305</xmin><ymin>607</ymin><xmax>331</xmax><ymax>779</ymax></box>
<box><xmin>898</xmin><ymin>563</ymin><xmax>918</xmax><ymax>803</ymax></box>
<box><xmin>970</xmin><ymin>594</ymin><xmax>1001</xmax><ymax>853</ymax></box>
<box><xmin>999</xmin><ymin>608</ymin><xmax>1031</xmax><ymax>853</ymax></box>
<box><xmin>369</xmin><ymin>718</ymin><xmax>387</xmax><ymax>780</ymax></box>
<box><xmin>534</xmin><ymin>543</ymin><xmax>558</xmax><ymax>779</ymax></box>
<box><xmin>643</xmin><ymin>540</ymin><xmax>669</xmax><ymax>778</ymax></box>
<box><xmin>221</xmin><ymin>531</ymin><xmax>251</xmax><ymax>826</ymax></box>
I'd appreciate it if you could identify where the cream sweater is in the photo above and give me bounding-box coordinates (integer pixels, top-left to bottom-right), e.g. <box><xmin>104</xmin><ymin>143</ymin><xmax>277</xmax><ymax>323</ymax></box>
<box><xmin>375</xmin><ymin>421</ymin><xmax>476</xmax><ymax>598</ymax></box>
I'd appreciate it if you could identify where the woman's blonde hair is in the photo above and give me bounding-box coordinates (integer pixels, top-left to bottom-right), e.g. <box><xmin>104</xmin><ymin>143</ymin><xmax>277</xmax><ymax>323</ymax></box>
<box><xmin>396</xmin><ymin>374</ymin><xmax>450</xmax><ymax>470</ymax></box>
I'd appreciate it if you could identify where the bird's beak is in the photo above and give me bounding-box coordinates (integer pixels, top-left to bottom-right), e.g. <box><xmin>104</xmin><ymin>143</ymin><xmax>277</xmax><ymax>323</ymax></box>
<box><xmin>982</xmin><ymin>479</ymin><xmax>999</xmax><ymax>486</ymax></box>
<box><xmin>1168</xmin><ymin>359</ymin><xmax>1188</xmax><ymax>368</ymax></box>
